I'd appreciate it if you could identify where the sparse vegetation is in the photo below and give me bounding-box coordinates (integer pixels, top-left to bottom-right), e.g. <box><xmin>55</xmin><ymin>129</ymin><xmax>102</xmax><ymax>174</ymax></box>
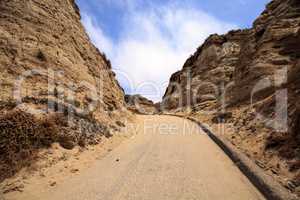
<box><xmin>0</xmin><ymin>110</ymin><xmax>59</xmax><ymax>181</ymax></box>
<box><xmin>0</xmin><ymin>108</ymin><xmax>112</xmax><ymax>181</ymax></box>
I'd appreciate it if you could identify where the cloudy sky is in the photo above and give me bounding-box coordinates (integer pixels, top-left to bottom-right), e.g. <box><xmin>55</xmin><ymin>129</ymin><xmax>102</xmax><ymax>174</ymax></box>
<box><xmin>76</xmin><ymin>0</ymin><xmax>270</xmax><ymax>102</ymax></box>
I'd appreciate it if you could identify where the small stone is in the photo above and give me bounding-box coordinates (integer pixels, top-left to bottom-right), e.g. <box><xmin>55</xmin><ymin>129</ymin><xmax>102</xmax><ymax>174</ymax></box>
<box><xmin>116</xmin><ymin>159</ymin><xmax>120</xmax><ymax>162</ymax></box>
<box><xmin>50</xmin><ymin>181</ymin><xmax>56</xmax><ymax>187</ymax></box>
<box><xmin>116</xmin><ymin>121</ymin><xmax>125</xmax><ymax>127</ymax></box>
<box><xmin>70</xmin><ymin>169</ymin><xmax>79</xmax><ymax>173</ymax></box>
<box><xmin>58</xmin><ymin>135</ymin><xmax>76</xmax><ymax>150</ymax></box>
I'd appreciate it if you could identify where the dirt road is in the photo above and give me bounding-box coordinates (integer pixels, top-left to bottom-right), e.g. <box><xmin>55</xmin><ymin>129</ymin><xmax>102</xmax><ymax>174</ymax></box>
<box><xmin>7</xmin><ymin>115</ymin><xmax>265</xmax><ymax>200</ymax></box>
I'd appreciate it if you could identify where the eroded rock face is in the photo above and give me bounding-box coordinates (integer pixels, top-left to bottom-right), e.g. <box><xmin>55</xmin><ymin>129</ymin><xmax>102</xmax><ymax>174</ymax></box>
<box><xmin>0</xmin><ymin>0</ymin><xmax>129</xmax><ymax>179</ymax></box>
<box><xmin>162</xmin><ymin>31</ymin><xmax>245</xmax><ymax>110</ymax></box>
<box><xmin>0</xmin><ymin>0</ymin><xmax>126</xmax><ymax>125</ymax></box>
<box><xmin>163</xmin><ymin>0</ymin><xmax>300</xmax><ymax>112</ymax></box>
<box><xmin>125</xmin><ymin>95</ymin><xmax>158</xmax><ymax>114</ymax></box>
<box><xmin>162</xmin><ymin>0</ymin><xmax>300</xmax><ymax>194</ymax></box>
<box><xmin>163</xmin><ymin>0</ymin><xmax>300</xmax><ymax>138</ymax></box>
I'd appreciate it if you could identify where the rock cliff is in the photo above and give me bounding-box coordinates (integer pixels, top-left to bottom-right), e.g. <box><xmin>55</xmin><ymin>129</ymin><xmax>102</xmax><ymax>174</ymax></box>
<box><xmin>0</xmin><ymin>0</ymin><xmax>128</xmax><ymax>180</ymax></box>
<box><xmin>125</xmin><ymin>95</ymin><xmax>158</xmax><ymax>114</ymax></box>
<box><xmin>162</xmin><ymin>0</ymin><xmax>300</xmax><ymax>195</ymax></box>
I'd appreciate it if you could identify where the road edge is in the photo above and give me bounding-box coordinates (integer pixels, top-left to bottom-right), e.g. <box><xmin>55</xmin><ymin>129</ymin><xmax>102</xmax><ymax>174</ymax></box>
<box><xmin>162</xmin><ymin>113</ymin><xmax>298</xmax><ymax>200</ymax></box>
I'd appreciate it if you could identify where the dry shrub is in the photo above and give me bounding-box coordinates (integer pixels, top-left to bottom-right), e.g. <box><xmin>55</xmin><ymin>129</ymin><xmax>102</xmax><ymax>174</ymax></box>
<box><xmin>266</xmin><ymin>132</ymin><xmax>300</xmax><ymax>159</ymax></box>
<box><xmin>0</xmin><ymin>108</ymin><xmax>112</xmax><ymax>181</ymax></box>
<box><xmin>264</xmin><ymin>109</ymin><xmax>300</xmax><ymax>180</ymax></box>
<box><xmin>265</xmin><ymin>133</ymin><xmax>288</xmax><ymax>150</ymax></box>
<box><xmin>0</xmin><ymin>109</ymin><xmax>59</xmax><ymax>181</ymax></box>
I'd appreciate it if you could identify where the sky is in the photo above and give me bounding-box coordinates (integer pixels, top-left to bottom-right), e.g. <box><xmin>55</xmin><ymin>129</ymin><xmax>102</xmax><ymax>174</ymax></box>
<box><xmin>76</xmin><ymin>0</ymin><xmax>271</xmax><ymax>102</ymax></box>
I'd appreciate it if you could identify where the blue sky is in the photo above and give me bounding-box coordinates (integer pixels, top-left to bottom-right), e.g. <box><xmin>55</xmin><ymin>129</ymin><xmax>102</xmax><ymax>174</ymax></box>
<box><xmin>76</xmin><ymin>0</ymin><xmax>271</xmax><ymax>102</ymax></box>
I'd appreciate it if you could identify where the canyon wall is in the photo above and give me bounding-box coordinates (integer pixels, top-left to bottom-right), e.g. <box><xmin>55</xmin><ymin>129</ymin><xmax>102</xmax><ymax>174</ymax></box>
<box><xmin>125</xmin><ymin>95</ymin><xmax>158</xmax><ymax>114</ymax></box>
<box><xmin>0</xmin><ymin>0</ymin><xmax>127</xmax><ymax>123</ymax></box>
<box><xmin>0</xmin><ymin>0</ymin><xmax>128</xmax><ymax>180</ymax></box>
<box><xmin>163</xmin><ymin>0</ymin><xmax>300</xmax><ymax>195</ymax></box>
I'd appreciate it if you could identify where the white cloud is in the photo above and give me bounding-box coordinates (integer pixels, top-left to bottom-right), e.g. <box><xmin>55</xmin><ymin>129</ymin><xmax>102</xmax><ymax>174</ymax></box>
<box><xmin>81</xmin><ymin>2</ymin><xmax>237</xmax><ymax>102</ymax></box>
<box><xmin>82</xmin><ymin>15</ymin><xmax>114</xmax><ymax>56</ymax></box>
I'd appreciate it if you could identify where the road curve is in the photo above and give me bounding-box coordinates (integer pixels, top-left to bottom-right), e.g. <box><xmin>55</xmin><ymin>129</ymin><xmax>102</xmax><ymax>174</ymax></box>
<box><xmin>16</xmin><ymin>115</ymin><xmax>265</xmax><ymax>200</ymax></box>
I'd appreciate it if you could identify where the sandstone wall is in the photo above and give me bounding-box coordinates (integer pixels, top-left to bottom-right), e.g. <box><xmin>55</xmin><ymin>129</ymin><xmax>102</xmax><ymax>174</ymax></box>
<box><xmin>162</xmin><ymin>0</ymin><xmax>300</xmax><ymax>194</ymax></box>
<box><xmin>125</xmin><ymin>95</ymin><xmax>158</xmax><ymax>114</ymax></box>
<box><xmin>0</xmin><ymin>0</ymin><xmax>129</xmax><ymax>180</ymax></box>
<box><xmin>163</xmin><ymin>0</ymin><xmax>300</xmax><ymax>112</ymax></box>
<box><xmin>0</xmin><ymin>0</ymin><xmax>127</xmax><ymax>125</ymax></box>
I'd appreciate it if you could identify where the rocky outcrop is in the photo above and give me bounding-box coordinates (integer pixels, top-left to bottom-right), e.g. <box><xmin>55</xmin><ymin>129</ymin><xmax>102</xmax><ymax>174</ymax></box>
<box><xmin>0</xmin><ymin>0</ymin><xmax>128</xmax><ymax>180</ymax></box>
<box><xmin>162</xmin><ymin>0</ymin><xmax>300</xmax><ymax>196</ymax></box>
<box><xmin>0</xmin><ymin>0</ymin><xmax>127</xmax><ymax>121</ymax></box>
<box><xmin>164</xmin><ymin>0</ymin><xmax>300</xmax><ymax>110</ymax></box>
<box><xmin>125</xmin><ymin>95</ymin><xmax>158</xmax><ymax>114</ymax></box>
<box><xmin>162</xmin><ymin>30</ymin><xmax>246</xmax><ymax>110</ymax></box>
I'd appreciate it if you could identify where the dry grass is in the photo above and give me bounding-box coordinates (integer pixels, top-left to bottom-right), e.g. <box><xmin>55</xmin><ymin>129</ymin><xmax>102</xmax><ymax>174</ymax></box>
<box><xmin>0</xmin><ymin>110</ymin><xmax>60</xmax><ymax>181</ymax></box>
<box><xmin>0</xmin><ymin>107</ymin><xmax>113</xmax><ymax>182</ymax></box>
<box><xmin>265</xmin><ymin>109</ymin><xmax>300</xmax><ymax>163</ymax></box>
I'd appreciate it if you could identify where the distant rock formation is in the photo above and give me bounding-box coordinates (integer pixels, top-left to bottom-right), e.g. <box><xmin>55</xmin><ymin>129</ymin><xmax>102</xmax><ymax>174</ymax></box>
<box><xmin>125</xmin><ymin>95</ymin><xmax>158</xmax><ymax>114</ymax></box>
<box><xmin>162</xmin><ymin>0</ymin><xmax>300</xmax><ymax>195</ymax></box>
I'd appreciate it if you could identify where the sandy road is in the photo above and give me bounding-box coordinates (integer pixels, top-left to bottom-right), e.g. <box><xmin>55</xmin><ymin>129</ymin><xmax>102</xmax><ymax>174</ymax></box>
<box><xmin>9</xmin><ymin>115</ymin><xmax>265</xmax><ymax>200</ymax></box>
